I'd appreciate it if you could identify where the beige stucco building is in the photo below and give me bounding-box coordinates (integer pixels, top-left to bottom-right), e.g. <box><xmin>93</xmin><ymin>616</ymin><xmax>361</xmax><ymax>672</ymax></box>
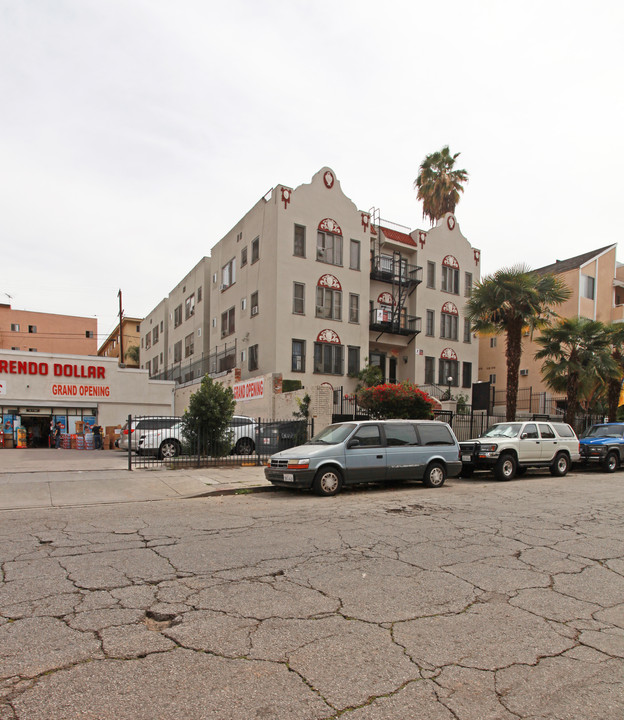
<box><xmin>143</xmin><ymin>167</ymin><xmax>481</xmax><ymax>406</ymax></box>
<box><xmin>97</xmin><ymin>316</ymin><xmax>142</xmax><ymax>367</ymax></box>
<box><xmin>0</xmin><ymin>304</ymin><xmax>97</xmax><ymax>355</ymax></box>
<box><xmin>478</xmin><ymin>244</ymin><xmax>624</xmax><ymax>396</ymax></box>
<box><xmin>140</xmin><ymin>257</ymin><xmax>212</xmax><ymax>382</ymax></box>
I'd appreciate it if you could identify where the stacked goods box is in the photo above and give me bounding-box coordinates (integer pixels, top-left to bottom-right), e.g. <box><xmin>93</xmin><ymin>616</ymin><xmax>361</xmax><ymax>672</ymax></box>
<box><xmin>84</xmin><ymin>433</ymin><xmax>94</xmax><ymax>450</ymax></box>
<box><xmin>76</xmin><ymin>421</ymin><xmax>85</xmax><ymax>434</ymax></box>
<box><xmin>102</xmin><ymin>436</ymin><xmax>111</xmax><ymax>449</ymax></box>
<box><xmin>106</xmin><ymin>425</ymin><xmax>122</xmax><ymax>447</ymax></box>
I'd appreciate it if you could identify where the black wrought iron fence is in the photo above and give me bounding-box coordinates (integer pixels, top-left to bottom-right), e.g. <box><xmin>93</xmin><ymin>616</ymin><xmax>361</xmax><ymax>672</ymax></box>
<box><xmin>126</xmin><ymin>415</ymin><xmax>314</xmax><ymax>469</ymax></box>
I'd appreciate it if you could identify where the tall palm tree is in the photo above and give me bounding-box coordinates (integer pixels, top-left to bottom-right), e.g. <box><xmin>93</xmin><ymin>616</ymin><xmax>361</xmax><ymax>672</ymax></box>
<box><xmin>466</xmin><ymin>265</ymin><xmax>571</xmax><ymax>421</ymax></box>
<box><xmin>603</xmin><ymin>323</ymin><xmax>624</xmax><ymax>421</ymax></box>
<box><xmin>414</xmin><ymin>146</ymin><xmax>468</xmax><ymax>225</ymax></box>
<box><xmin>535</xmin><ymin>318</ymin><xmax>618</xmax><ymax>427</ymax></box>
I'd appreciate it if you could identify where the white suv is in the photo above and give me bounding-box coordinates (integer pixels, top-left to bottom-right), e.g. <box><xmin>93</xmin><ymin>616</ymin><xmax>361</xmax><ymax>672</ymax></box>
<box><xmin>135</xmin><ymin>415</ymin><xmax>258</xmax><ymax>459</ymax></box>
<box><xmin>135</xmin><ymin>417</ymin><xmax>183</xmax><ymax>459</ymax></box>
<box><xmin>459</xmin><ymin>420</ymin><xmax>580</xmax><ymax>481</ymax></box>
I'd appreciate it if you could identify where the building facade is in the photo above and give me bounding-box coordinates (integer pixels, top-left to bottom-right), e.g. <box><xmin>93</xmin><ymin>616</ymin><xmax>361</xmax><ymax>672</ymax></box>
<box><xmin>98</xmin><ymin>316</ymin><xmax>142</xmax><ymax>367</ymax></box>
<box><xmin>0</xmin><ymin>349</ymin><xmax>174</xmax><ymax>447</ymax></box>
<box><xmin>140</xmin><ymin>257</ymin><xmax>212</xmax><ymax>382</ymax></box>
<box><xmin>478</xmin><ymin>244</ymin><xmax>623</xmax><ymax>396</ymax></box>
<box><xmin>144</xmin><ymin>168</ymin><xmax>480</xmax><ymax>400</ymax></box>
<box><xmin>0</xmin><ymin>304</ymin><xmax>97</xmax><ymax>355</ymax></box>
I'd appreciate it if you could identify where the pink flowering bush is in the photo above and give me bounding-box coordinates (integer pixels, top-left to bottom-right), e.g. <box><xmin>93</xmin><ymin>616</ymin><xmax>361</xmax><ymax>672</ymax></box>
<box><xmin>356</xmin><ymin>382</ymin><xmax>440</xmax><ymax>419</ymax></box>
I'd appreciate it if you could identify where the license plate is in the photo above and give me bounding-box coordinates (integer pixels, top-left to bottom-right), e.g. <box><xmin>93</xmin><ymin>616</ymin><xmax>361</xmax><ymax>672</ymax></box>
<box><xmin>282</xmin><ymin>473</ymin><xmax>294</xmax><ymax>482</ymax></box>
<box><xmin>462</xmin><ymin>455</ymin><xmax>472</xmax><ymax>462</ymax></box>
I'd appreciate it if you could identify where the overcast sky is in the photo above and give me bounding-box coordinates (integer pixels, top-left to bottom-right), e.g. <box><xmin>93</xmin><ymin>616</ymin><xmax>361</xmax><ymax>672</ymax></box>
<box><xmin>1</xmin><ymin>0</ymin><xmax>622</xmax><ymax>343</ymax></box>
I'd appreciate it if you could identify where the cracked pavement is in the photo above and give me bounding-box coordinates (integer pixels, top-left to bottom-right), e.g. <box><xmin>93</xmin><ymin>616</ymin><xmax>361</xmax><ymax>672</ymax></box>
<box><xmin>0</xmin><ymin>472</ymin><xmax>623</xmax><ymax>719</ymax></box>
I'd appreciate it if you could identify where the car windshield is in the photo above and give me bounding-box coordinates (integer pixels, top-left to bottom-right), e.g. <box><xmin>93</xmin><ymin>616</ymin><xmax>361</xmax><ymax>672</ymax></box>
<box><xmin>480</xmin><ymin>423</ymin><xmax>522</xmax><ymax>438</ymax></box>
<box><xmin>307</xmin><ymin>423</ymin><xmax>356</xmax><ymax>445</ymax></box>
<box><xmin>583</xmin><ymin>425</ymin><xmax>624</xmax><ymax>439</ymax></box>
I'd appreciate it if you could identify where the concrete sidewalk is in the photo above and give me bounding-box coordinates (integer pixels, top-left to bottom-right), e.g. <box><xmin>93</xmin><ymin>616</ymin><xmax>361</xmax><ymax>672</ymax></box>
<box><xmin>0</xmin><ymin>449</ymin><xmax>272</xmax><ymax>510</ymax></box>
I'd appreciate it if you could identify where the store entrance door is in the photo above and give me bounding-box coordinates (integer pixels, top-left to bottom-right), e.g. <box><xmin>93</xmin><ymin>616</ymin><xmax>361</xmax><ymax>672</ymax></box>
<box><xmin>21</xmin><ymin>415</ymin><xmax>52</xmax><ymax>448</ymax></box>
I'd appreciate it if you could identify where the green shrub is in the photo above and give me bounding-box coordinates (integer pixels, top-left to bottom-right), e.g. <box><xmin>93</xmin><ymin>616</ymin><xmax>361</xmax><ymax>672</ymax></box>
<box><xmin>181</xmin><ymin>375</ymin><xmax>236</xmax><ymax>456</ymax></box>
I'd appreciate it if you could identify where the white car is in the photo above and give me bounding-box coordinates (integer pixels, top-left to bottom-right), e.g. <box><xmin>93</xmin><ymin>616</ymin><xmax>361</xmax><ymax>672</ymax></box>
<box><xmin>135</xmin><ymin>415</ymin><xmax>258</xmax><ymax>459</ymax></box>
<box><xmin>134</xmin><ymin>417</ymin><xmax>183</xmax><ymax>459</ymax></box>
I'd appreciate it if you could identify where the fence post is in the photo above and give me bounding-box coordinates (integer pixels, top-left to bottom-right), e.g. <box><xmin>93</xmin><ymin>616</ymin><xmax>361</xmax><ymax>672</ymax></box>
<box><xmin>196</xmin><ymin>425</ymin><xmax>201</xmax><ymax>468</ymax></box>
<box><xmin>256</xmin><ymin>417</ymin><xmax>261</xmax><ymax>467</ymax></box>
<box><xmin>127</xmin><ymin>414</ymin><xmax>132</xmax><ymax>471</ymax></box>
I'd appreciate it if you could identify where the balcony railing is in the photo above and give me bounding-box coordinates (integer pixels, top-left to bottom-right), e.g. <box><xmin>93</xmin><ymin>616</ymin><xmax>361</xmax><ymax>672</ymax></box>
<box><xmin>369</xmin><ymin>308</ymin><xmax>421</xmax><ymax>336</ymax></box>
<box><xmin>370</xmin><ymin>256</ymin><xmax>422</xmax><ymax>286</ymax></box>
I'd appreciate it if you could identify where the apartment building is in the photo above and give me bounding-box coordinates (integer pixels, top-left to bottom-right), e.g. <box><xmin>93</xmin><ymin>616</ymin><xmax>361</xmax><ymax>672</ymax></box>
<box><xmin>144</xmin><ymin>168</ymin><xmax>480</xmax><ymax>397</ymax></box>
<box><xmin>478</xmin><ymin>244</ymin><xmax>623</xmax><ymax>393</ymax></box>
<box><xmin>97</xmin><ymin>316</ymin><xmax>142</xmax><ymax>366</ymax></box>
<box><xmin>140</xmin><ymin>257</ymin><xmax>211</xmax><ymax>381</ymax></box>
<box><xmin>0</xmin><ymin>304</ymin><xmax>97</xmax><ymax>355</ymax></box>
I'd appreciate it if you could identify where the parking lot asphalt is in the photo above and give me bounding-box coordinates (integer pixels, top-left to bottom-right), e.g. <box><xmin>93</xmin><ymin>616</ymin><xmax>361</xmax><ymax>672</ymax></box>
<box><xmin>0</xmin><ymin>449</ymin><xmax>271</xmax><ymax>510</ymax></box>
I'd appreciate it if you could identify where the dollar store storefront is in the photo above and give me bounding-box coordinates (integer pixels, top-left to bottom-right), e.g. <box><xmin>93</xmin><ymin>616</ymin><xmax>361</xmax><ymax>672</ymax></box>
<box><xmin>0</xmin><ymin>350</ymin><xmax>174</xmax><ymax>448</ymax></box>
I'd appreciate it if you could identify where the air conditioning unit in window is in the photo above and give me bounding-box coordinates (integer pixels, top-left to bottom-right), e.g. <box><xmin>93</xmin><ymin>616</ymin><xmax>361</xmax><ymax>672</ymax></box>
<box><xmin>251</xmin><ymin>306</ymin><xmax>258</xmax><ymax>316</ymax></box>
<box><xmin>520</xmin><ymin>369</ymin><xmax>529</xmax><ymax>376</ymax></box>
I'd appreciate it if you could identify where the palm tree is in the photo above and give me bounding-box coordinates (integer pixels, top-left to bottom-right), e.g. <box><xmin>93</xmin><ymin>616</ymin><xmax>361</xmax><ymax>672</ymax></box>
<box><xmin>602</xmin><ymin>323</ymin><xmax>624</xmax><ymax>421</ymax></box>
<box><xmin>125</xmin><ymin>345</ymin><xmax>140</xmax><ymax>365</ymax></box>
<box><xmin>466</xmin><ymin>265</ymin><xmax>571</xmax><ymax>421</ymax></box>
<box><xmin>535</xmin><ymin>318</ymin><xmax>618</xmax><ymax>427</ymax></box>
<box><xmin>414</xmin><ymin>146</ymin><xmax>468</xmax><ymax>225</ymax></box>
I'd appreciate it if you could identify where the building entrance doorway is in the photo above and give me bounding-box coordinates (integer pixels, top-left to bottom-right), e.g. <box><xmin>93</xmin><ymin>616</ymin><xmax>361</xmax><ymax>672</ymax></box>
<box><xmin>21</xmin><ymin>415</ymin><xmax>52</xmax><ymax>448</ymax></box>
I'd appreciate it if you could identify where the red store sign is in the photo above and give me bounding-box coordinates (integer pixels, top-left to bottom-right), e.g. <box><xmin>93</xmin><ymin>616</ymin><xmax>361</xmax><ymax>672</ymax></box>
<box><xmin>0</xmin><ymin>361</ymin><xmax>106</xmax><ymax>379</ymax></box>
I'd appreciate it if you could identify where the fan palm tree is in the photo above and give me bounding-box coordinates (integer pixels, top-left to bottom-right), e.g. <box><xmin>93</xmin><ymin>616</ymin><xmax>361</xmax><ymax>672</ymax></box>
<box><xmin>466</xmin><ymin>265</ymin><xmax>571</xmax><ymax>421</ymax></box>
<box><xmin>414</xmin><ymin>146</ymin><xmax>468</xmax><ymax>225</ymax></box>
<box><xmin>125</xmin><ymin>345</ymin><xmax>140</xmax><ymax>365</ymax></box>
<box><xmin>603</xmin><ymin>323</ymin><xmax>624</xmax><ymax>421</ymax></box>
<box><xmin>535</xmin><ymin>317</ymin><xmax>618</xmax><ymax>427</ymax></box>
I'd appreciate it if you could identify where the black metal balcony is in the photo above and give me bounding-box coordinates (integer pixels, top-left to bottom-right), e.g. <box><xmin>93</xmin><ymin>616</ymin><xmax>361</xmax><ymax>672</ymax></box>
<box><xmin>369</xmin><ymin>308</ymin><xmax>421</xmax><ymax>336</ymax></box>
<box><xmin>370</xmin><ymin>255</ymin><xmax>422</xmax><ymax>286</ymax></box>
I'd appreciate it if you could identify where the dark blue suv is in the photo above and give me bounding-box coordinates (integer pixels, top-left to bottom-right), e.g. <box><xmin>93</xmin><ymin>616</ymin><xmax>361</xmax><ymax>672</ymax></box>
<box><xmin>579</xmin><ymin>423</ymin><xmax>624</xmax><ymax>472</ymax></box>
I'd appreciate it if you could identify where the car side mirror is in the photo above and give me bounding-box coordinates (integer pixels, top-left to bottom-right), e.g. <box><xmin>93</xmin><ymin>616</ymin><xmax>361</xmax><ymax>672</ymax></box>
<box><xmin>347</xmin><ymin>438</ymin><xmax>360</xmax><ymax>449</ymax></box>
<box><xmin>520</xmin><ymin>433</ymin><xmax>528</xmax><ymax>439</ymax></box>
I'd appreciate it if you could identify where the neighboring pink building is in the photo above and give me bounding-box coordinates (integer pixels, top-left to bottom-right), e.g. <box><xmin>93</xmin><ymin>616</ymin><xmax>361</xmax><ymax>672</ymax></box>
<box><xmin>0</xmin><ymin>304</ymin><xmax>97</xmax><ymax>355</ymax></box>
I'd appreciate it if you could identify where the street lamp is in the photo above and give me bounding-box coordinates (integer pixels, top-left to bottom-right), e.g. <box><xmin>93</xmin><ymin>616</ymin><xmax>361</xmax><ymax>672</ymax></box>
<box><xmin>447</xmin><ymin>375</ymin><xmax>453</xmax><ymax>401</ymax></box>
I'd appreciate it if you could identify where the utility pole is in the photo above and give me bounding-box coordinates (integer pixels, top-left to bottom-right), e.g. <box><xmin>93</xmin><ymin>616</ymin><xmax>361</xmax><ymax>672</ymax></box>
<box><xmin>117</xmin><ymin>289</ymin><xmax>124</xmax><ymax>366</ymax></box>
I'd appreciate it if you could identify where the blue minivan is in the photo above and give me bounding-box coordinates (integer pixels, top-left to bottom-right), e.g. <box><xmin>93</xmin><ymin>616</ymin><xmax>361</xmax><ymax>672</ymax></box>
<box><xmin>265</xmin><ymin>419</ymin><xmax>462</xmax><ymax>496</ymax></box>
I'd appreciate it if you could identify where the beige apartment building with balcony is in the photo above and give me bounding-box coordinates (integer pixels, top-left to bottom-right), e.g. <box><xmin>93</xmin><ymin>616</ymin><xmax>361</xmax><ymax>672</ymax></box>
<box><xmin>140</xmin><ymin>257</ymin><xmax>212</xmax><ymax>382</ymax></box>
<box><xmin>97</xmin><ymin>316</ymin><xmax>142</xmax><ymax>367</ymax></box>
<box><xmin>478</xmin><ymin>244</ymin><xmax>623</xmax><ymax>397</ymax></box>
<box><xmin>143</xmin><ymin>168</ymin><xmax>480</xmax><ymax>400</ymax></box>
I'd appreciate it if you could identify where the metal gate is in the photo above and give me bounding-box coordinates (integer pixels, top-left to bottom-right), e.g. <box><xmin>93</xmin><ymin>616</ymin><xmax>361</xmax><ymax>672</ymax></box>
<box><xmin>125</xmin><ymin>415</ymin><xmax>314</xmax><ymax>469</ymax></box>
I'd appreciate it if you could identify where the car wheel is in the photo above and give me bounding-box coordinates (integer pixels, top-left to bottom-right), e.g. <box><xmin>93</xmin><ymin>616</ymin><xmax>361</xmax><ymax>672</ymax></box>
<box><xmin>601</xmin><ymin>451</ymin><xmax>618</xmax><ymax>473</ymax></box>
<box><xmin>494</xmin><ymin>454</ymin><xmax>516</xmax><ymax>481</ymax></box>
<box><xmin>550</xmin><ymin>452</ymin><xmax>570</xmax><ymax>476</ymax></box>
<box><xmin>515</xmin><ymin>466</ymin><xmax>528</xmax><ymax>476</ymax></box>
<box><xmin>423</xmin><ymin>462</ymin><xmax>446</xmax><ymax>488</ymax></box>
<box><xmin>159</xmin><ymin>440</ymin><xmax>180</xmax><ymax>459</ymax></box>
<box><xmin>234</xmin><ymin>437</ymin><xmax>255</xmax><ymax>455</ymax></box>
<box><xmin>313</xmin><ymin>467</ymin><xmax>343</xmax><ymax>496</ymax></box>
